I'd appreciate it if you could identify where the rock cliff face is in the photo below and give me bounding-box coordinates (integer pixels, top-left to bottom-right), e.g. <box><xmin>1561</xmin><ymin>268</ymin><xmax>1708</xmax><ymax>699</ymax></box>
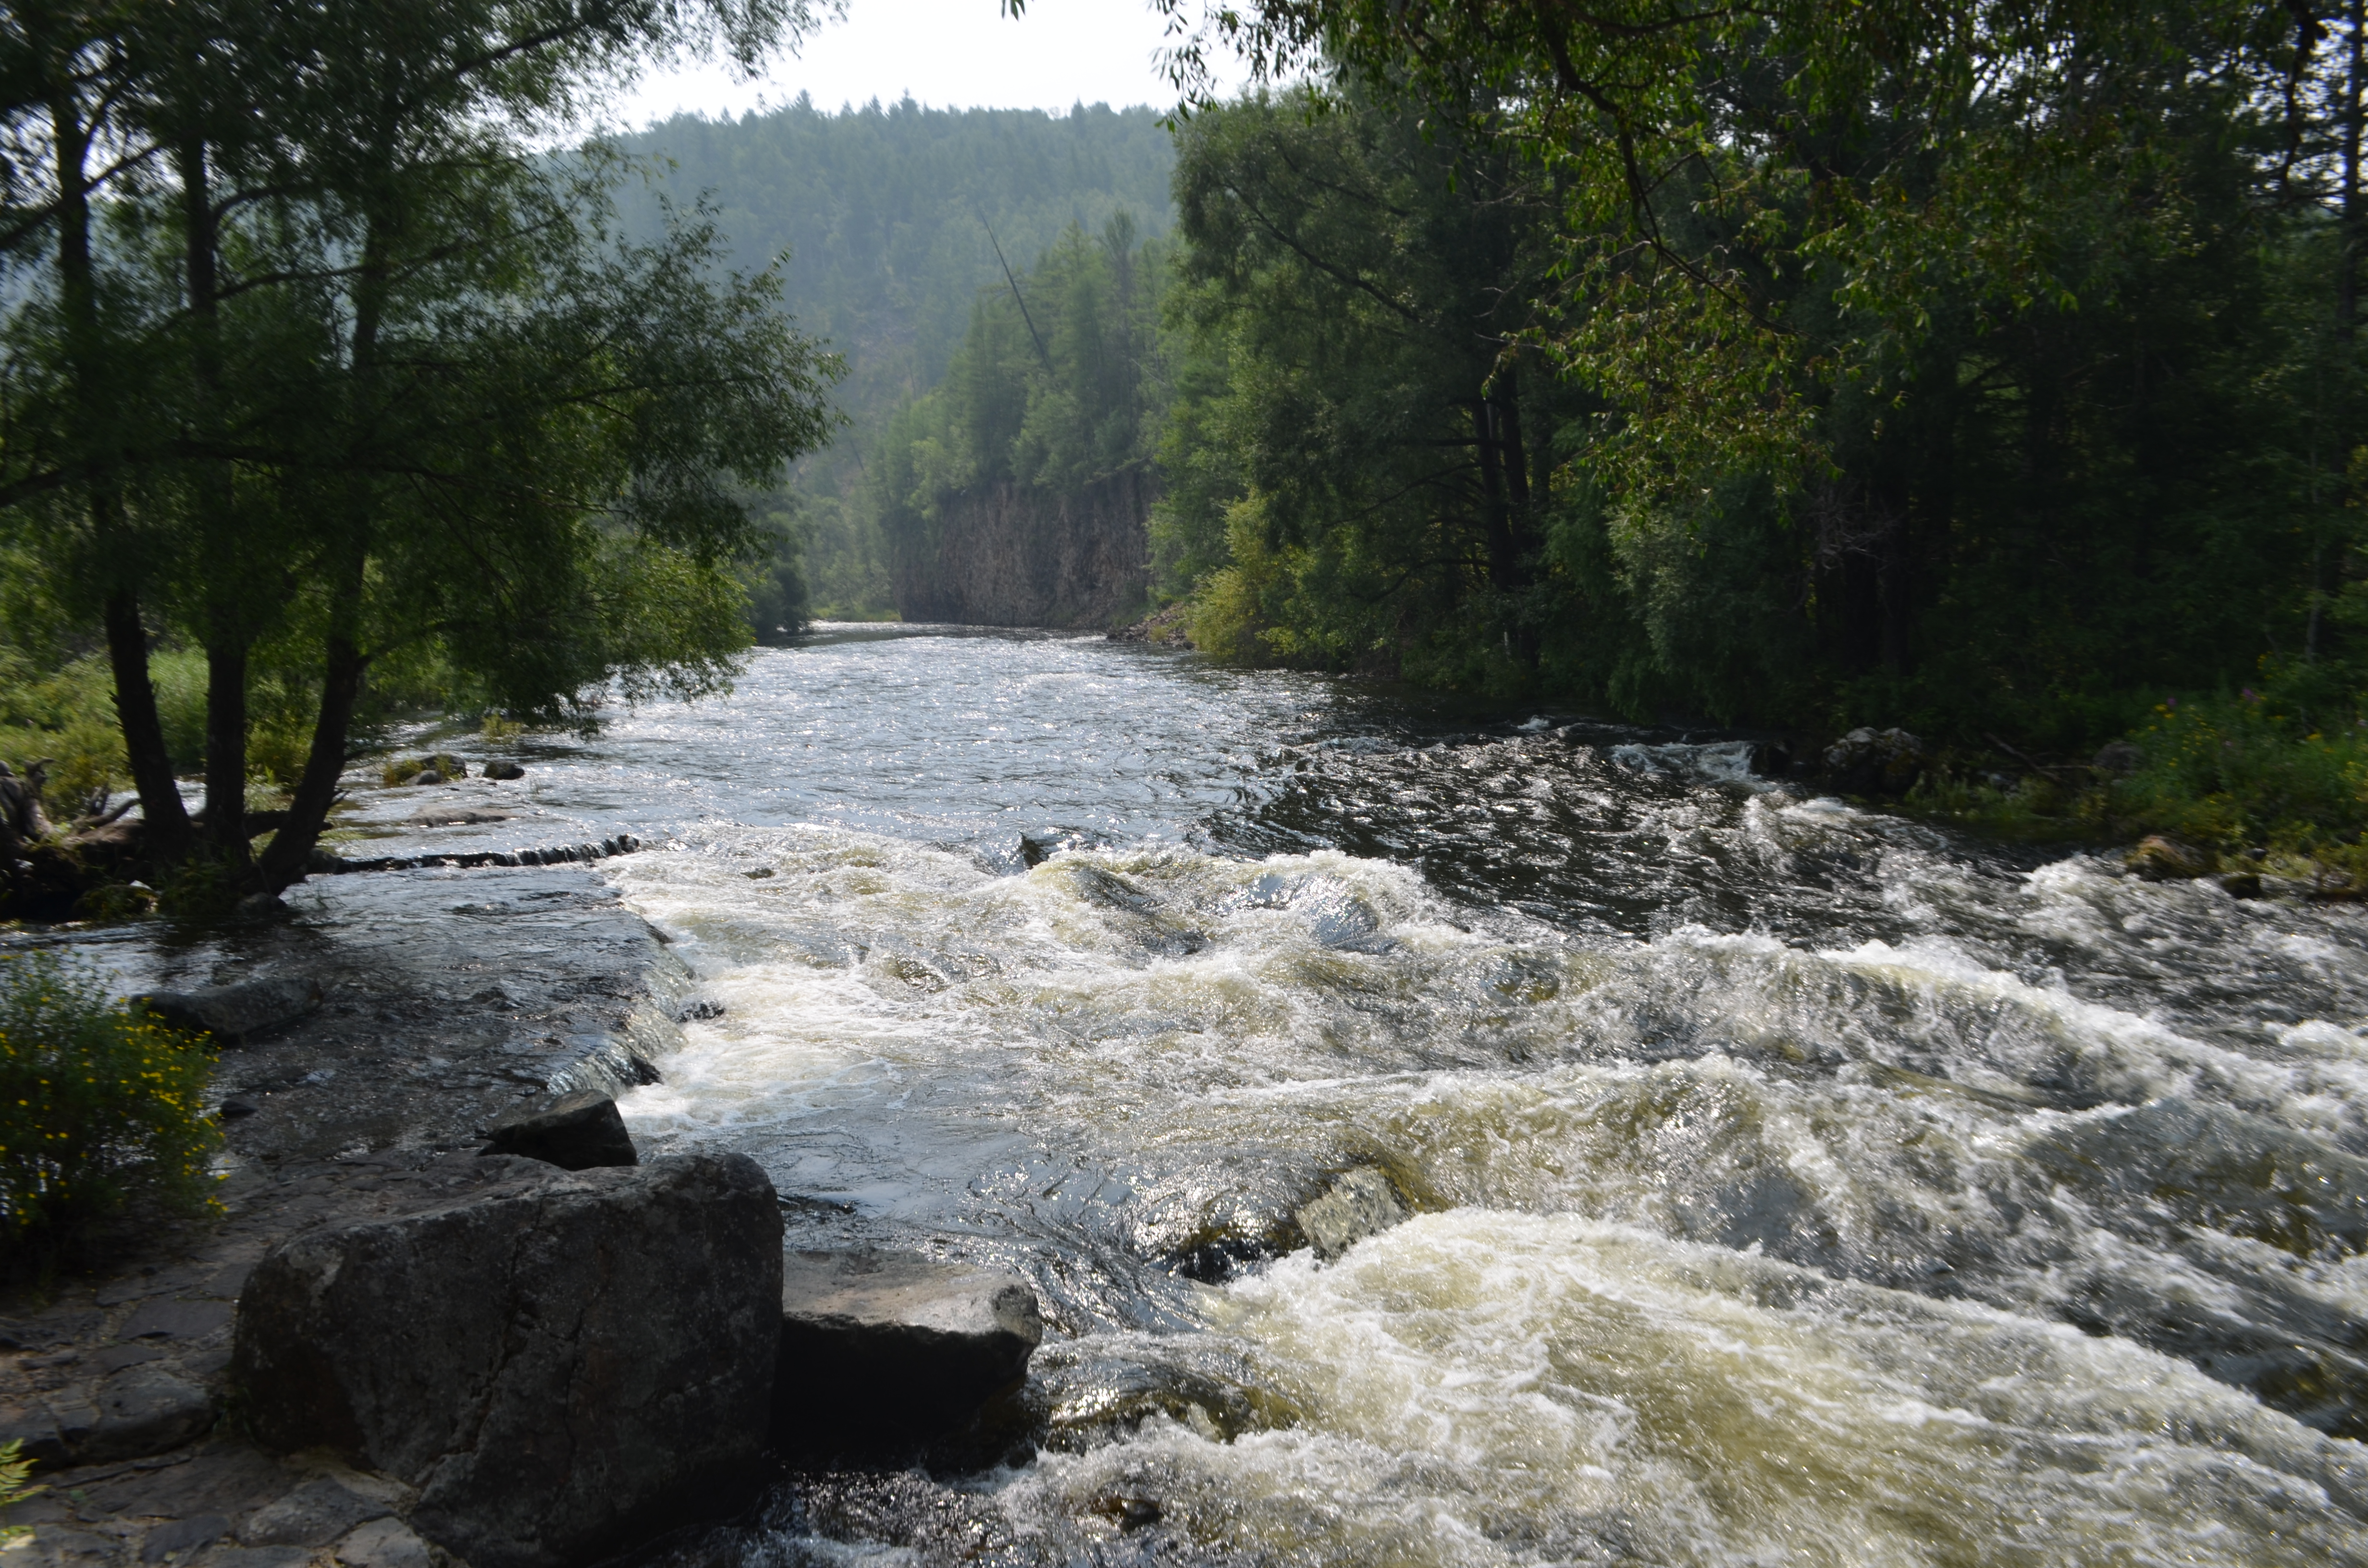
<box><xmin>890</xmin><ymin>468</ymin><xmax>1150</xmax><ymax>627</ymax></box>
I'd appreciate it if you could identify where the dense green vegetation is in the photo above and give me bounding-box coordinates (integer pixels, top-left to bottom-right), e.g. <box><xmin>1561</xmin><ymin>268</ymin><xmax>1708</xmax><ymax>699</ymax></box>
<box><xmin>0</xmin><ymin>0</ymin><xmax>840</xmax><ymax>911</ymax></box>
<box><xmin>623</xmin><ymin>99</ymin><xmax>1175</xmax><ymax>616</ymax></box>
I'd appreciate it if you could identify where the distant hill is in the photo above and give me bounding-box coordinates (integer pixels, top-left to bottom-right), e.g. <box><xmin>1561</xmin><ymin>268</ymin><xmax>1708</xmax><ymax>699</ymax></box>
<box><xmin>617</xmin><ymin>98</ymin><xmax>1176</xmax><ymax>614</ymax></box>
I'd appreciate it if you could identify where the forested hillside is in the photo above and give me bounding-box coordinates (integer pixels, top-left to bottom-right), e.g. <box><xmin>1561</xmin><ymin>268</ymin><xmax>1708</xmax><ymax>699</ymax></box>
<box><xmin>618</xmin><ymin>98</ymin><xmax>1174</xmax><ymax>618</ymax></box>
<box><xmin>865</xmin><ymin>216</ymin><xmax>1167</xmax><ymax>622</ymax></box>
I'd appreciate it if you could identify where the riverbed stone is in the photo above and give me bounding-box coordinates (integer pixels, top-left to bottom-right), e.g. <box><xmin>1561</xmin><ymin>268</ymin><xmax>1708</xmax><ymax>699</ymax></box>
<box><xmin>476</xmin><ymin>1090</ymin><xmax>636</xmax><ymax>1170</ymax></box>
<box><xmin>231</xmin><ymin>1153</ymin><xmax>781</xmax><ymax>1568</ymax></box>
<box><xmin>480</xmin><ymin>762</ymin><xmax>525</xmax><ymax>781</ymax></box>
<box><xmin>775</xmin><ymin>1251</ymin><xmax>1044</xmax><ymax>1448</ymax></box>
<box><xmin>1296</xmin><ymin>1168</ymin><xmax>1408</xmax><ymax>1261</ymax></box>
<box><xmin>133</xmin><ymin>978</ymin><xmax>322</xmax><ymax>1045</ymax></box>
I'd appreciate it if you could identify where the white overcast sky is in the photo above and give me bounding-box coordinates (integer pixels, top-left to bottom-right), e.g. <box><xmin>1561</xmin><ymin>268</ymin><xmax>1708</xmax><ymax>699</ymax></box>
<box><xmin>601</xmin><ymin>0</ymin><xmax>1236</xmax><ymax>125</ymax></box>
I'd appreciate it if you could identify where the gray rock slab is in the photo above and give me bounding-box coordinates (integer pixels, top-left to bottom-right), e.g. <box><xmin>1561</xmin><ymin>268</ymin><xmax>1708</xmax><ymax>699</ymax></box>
<box><xmin>240</xmin><ymin>1478</ymin><xmax>392</xmax><ymax>1547</ymax></box>
<box><xmin>775</xmin><ymin>1250</ymin><xmax>1043</xmax><ymax>1449</ymax></box>
<box><xmin>19</xmin><ymin>1525</ymin><xmax>122</xmax><ymax>1568</ymax></box>
<box><xmin>70</xmin><ymin>1444</ymin><xmax>289</xmax><ymax>1520</ymax></box>
<box><xmin>476</xmin><ymin>1091</ymin><xmax>635</xmax><ymax>1171</ymax></box>
<box><xmin>1295</xmin><ymin>1167</ymin><xmax>1408</xmax><ymax>1261</ymax></box>
<box><xmin>140</xmin><ymin>1515</ymin><xmax>227</xmax><ymax>1563</ymax></box>
<box><xmin>72</xmin><ymin>1366</ymin><xmax>214</xmax><ymax>1461</ymax></box>
<box><xmin>232</xmin><ymin>1154</ymin><xmax>781</xmax><ymax>1568</ymax></box>
<box><xmin>118</xmin><ymin>1299</ymin><xmax>233</xmax><ymax>1344</ymax></box>
<box><xmin>331</xmin><ymin>1519</ymin><xmax>434</xmax><ymax>1568</ymax></box>
<box><xmin>204</xmin><ymin>1551</ymin><xmax>315</xmax><ymax>1568</ymax></box>
<box><xmin>132</xmin><ymin>978</ymin><xmax>322</xmax><ymax>1045</ymax></box>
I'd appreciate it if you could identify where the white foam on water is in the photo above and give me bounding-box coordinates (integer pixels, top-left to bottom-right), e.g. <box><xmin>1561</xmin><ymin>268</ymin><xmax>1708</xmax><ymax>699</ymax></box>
<box><xmin>1006</xmin><ymin>1213</ymin><xmax>2368</xmax><ymax>1567</ymax></box>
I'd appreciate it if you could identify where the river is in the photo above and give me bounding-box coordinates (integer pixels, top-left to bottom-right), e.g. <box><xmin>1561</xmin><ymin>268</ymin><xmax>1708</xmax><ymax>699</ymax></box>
<box><xmin>354</xmin><ymin>624</ymin><xmax>2368</xmax><ymax>1567</ymax></box>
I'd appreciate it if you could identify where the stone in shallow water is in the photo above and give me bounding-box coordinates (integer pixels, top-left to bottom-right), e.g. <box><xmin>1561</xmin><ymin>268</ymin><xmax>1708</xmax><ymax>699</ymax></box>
<box><xmin>1295</xmin><ymin>1167</ymin><xmax>1408</xmax><ymax>1261</ymax></box>
<box><xmin>477</xmin><ymin>1090</ymin><xmax>637</xmax><ymax>1170</ymax></box>
<box><xmin>231</xmin><ymin>1154</ymin><xmax>781</xmax><ymax>1568</ymax></box>
<box><xmin>774</xmin><ymin>1250</ymin><xmax>1044</xmax><ymax>1449</ymax></box>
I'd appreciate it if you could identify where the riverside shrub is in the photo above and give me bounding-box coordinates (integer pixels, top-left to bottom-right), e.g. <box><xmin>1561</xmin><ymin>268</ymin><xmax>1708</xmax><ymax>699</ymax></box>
<box><xmin>2108</xmin><ymin>693</ymin><xmax>2368</xmax><ymax>849</ymax></box>
<box><xmin>0</xmin><ymin>951</ymin><xmax>219</xmax><ymax>1254</ymax></box>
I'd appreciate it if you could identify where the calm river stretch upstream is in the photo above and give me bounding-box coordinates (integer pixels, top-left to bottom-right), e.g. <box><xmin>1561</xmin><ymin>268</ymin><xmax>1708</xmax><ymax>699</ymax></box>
<box><xmin>375</xmin><ymin>625</ymin><xmax>2368</xmax><ymax>1566</ymax></box>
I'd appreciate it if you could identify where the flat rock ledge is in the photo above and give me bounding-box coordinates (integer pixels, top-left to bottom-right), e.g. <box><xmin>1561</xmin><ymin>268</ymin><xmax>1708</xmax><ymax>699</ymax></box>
<box><xmin>775</xmin><ymin>1251</ymin><xmax>1044</xmax><ymax>1453</ymax></box>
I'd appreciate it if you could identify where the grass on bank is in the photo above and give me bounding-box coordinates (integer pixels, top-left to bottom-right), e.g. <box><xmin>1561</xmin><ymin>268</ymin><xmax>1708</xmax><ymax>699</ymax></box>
<box><xmin>0</xmin><ymin>951</ymin><xmax>221</xmax><ymax>1268</ymax></box>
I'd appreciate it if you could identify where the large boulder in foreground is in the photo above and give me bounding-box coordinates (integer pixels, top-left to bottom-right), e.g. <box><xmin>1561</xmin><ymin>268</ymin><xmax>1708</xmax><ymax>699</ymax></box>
<box><xmin>775</xmin><ymin>1251</ymin><xmax>1043</xmax><ymax>1450</ymax></box>
<box><xmin>232</xmin><ymin>1154</ymin><xmax>782</xmax><ymax>1568</ymax></box>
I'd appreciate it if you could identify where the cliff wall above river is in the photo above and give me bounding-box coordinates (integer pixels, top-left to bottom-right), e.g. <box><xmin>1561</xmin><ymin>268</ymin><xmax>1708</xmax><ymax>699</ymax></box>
<box><xmin>888</xmin><ymin>468</ymin><xmax>1150</xmax><ymax>627</ymax></box>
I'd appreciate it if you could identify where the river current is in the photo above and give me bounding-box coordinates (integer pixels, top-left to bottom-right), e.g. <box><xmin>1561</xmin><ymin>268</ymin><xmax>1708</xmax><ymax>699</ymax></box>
<box><xmin>364</xmin><ymin>625</ymin><xmax>2368</xmax><ymax>1567</ymax></box>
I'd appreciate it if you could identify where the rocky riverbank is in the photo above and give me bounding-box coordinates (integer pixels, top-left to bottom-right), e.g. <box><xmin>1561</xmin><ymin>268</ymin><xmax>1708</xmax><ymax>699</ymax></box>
<box><xmin>0</xmin><ymin>860</ymin><xmax>1043</xmax><ymax>1568</ymax></box>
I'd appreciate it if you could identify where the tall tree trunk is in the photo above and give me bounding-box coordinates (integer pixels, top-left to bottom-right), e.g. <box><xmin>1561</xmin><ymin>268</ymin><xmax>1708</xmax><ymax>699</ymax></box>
<box><xmin>181</xmin><ymin>131</ymin><xmax>253</xmax><ymax>871</ymax></box>
<box><xmin>49</xmin><ymin>68</ymin><xmax>193</xmax><ymax>865</ymax></box>
<box><xmin>1474</xmin><ymin>399</ymin><xmax>1520</xmax><ymax>593</ymax></box>
<box><xmin>102</xmin><ymin>585</ymin><xmax>190</xmax><ymax>863</ymax></box>
<box><xmin>2343</xmin><ymin>0</ymin><xmax>2364</xmax><ymax>339</ymax></box>
<box><xmin>255</xmin><ymin>616</ymin><xmax>365</xmax><ymax>894</ymax></box>
<box><xmin>257</xmin><ymin>220</ymin><xmax>389</xmax><ymax>893</ymax></box>
<box><xmin>202</xmin><ymin>636</ymin><xmax>249</xmax><ymax>864</ymax></box>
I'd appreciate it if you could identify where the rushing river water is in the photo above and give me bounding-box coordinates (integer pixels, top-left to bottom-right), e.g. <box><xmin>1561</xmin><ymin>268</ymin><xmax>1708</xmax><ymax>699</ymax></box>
<box><xmin>370</xmin><ymin>624</ymin><xmax>2368</xmax><ymax>1567</ymax></box>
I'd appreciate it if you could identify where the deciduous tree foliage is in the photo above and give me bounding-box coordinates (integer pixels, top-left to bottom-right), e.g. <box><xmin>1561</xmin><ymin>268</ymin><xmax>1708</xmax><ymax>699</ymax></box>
<box><xmin>0</xmin><ymin>0</ymin><xmax>839</xmax><ymax>897</ymax></box>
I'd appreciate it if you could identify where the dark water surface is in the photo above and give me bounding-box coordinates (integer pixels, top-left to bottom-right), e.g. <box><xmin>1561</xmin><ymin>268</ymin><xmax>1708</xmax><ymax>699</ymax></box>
<box><xmin>353</xmin><ymin>625</ymin><xmax>2368</xmax><ymax>1566</ymax></box>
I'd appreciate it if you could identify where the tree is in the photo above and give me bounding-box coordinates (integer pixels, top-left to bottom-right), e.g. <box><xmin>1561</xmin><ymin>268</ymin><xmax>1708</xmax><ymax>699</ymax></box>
<box><xmin>0</xmin><ymin>0</ymin><xmax>841</xmax><ymax>903</ymax></box>
<box><xmin>1158</xmin><ymin>85</ymin><xmax>1575</xmax><ymax>683</ymax></box>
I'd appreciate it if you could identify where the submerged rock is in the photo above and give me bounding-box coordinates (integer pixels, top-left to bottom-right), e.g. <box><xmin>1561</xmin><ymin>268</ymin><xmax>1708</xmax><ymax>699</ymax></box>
<box><xmin>1295</xmin><ymin>1167</ymin><xmax>1408</xmax><ymax>1261</ymax></box>
<box><xmin>134</xmin><ymin>976</ymin><xmax>321</xmax><ymax>1045</ymax></box>
<box><xmin>409</xmin><ymin>807</ymin><xmax>512</xmax><ymax>827</ymax></box>
<box><xmin>478</xmin><ymin>1090</ymin><xmax>638</xmax><ymax>1170</ymax></box>
<box><xmin>232</xmin><ymin>1154</ymin><xmax>782</xmax><ymax>1568</ymax></box>
<box><xmin>775</xmin><ymin>1250</ymin><xmax>1044</xmax><ymax>1450</ymax></box>
<box><xmin>481</xmin><ymin>761</ymin><xmax>525</xmax><ymax>781</ymax></box>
